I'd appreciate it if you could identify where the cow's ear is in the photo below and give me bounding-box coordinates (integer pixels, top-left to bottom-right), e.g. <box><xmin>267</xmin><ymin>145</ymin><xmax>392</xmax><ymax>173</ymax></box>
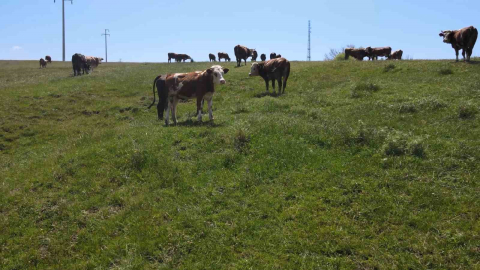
<box><xmin>206</xmin><ymin>68</ymin><xmax>213</xmax><ymax>74</ymax></box>
<box><xmin>223</xmin><ymin>68</ymin><xmax>229</xmax><ymax>74</ymax></box>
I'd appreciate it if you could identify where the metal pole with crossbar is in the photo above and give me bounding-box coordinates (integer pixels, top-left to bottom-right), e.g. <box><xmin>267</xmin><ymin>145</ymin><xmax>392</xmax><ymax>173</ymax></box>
<box><xmin>102</xmin><ymin>29</ymin><xmax>110</xmax><ymax>63</ymax></box>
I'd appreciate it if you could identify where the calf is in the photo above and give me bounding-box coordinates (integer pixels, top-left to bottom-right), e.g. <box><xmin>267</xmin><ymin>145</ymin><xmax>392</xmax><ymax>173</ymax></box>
<box><xmin>209</xmin><ymin>53</ymin><xmax>216</xmax><ymax>62</ymax></box>
<box><xmin>439</xmin><ymin>26</ymin><xmax>478</xmax><ymax>62</ymax></box>
<box><xmin>365</xmin><ymin>47</ymin><xmax>392</xmax><ymax>60</ymax></box>
<box><xmin>251</xmin><ymin>50</ymin><xmax>258</xmax><ymax>61</ymax></box>
<box><xmin>234</xmin><ymin>45</ymin><xmax>253</xmax><ymax>67</ymax></box>
<box><xmin>218</xmin><ymin>52</ymin><xmax>230</xmax><ymax>62</ymax></box>
<box><xmin>71</xmin><ymin>53</ymin><xmax>89</xmax><ymax>76</ymax></box>
<box><xmin>249</xmin><ymin>58</ymin><xmax>290</xmax><ymax>95</ymax></box>
<box><xmin>168</xmin><ymin>52</ymin><xmax>177</xmax><ymax>63</ymax></box>
<box><xmin>344</xmin><ymin>48</ymin><xmax>367</xmax><ymax>60</ymax></box>
<box><xmin>39</xmin><ymin>58</ymin><xmax>47</xmax><ymax>68</ymax></box>
<box><xmin>260</xmin><ymin>54</ymin><xmax>266</xmax><ymax>61</ymax></box>
<box><xmin>45</xmin><ymin>55</ymin><xmax>52</xmax><ymax>63</ymax></box>
<box><xmin>148</xmin><ymin>65</ymin><xmax>230</xmax><ymax>126</ymax></box>
<box><xmin>388</xmin><ymin>50</ymin><xmax>403</xmax><ymax>60</ymax></box>
<box><xmin>175</xmin><ymin>54</ymin><xmax>193</xmax><ymax>62</ymax></box>
<box><xmin>270</xmin><ymin>52</ymin><xmax>277</xmax><ymax>59</ymax></box>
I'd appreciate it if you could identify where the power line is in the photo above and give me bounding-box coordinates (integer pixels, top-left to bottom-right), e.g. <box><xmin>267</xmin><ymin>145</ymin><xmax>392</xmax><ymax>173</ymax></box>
<box><xmin>102</xmin><ymin>29</ymin><xmax>110</xmax><ymax>63</ymax></box>
<box><xmin>307</xmin><ymin>20</ymin><xmax>311</xmax><ymax>61</ymax></box>
<box><xmin>54</xmin><ymin>0</ymin><xmax>73</xmax><ymax>62</ymax></box>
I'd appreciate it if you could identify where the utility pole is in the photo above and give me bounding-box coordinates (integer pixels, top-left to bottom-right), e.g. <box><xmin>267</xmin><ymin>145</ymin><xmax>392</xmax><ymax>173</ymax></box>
<box><xmin>102</xmin><ymin>29</ymin><xmax>110</xmax><ymax>63</ymax></box>
<box><xmin>54</xmin><ymin>0</ymin><xmax>73</xmax><ymax>62</ymax></box>
<box><xmin>307</xmin><ymin>20</ymin><xmax>311</xmax><ymax>61</ymax></box>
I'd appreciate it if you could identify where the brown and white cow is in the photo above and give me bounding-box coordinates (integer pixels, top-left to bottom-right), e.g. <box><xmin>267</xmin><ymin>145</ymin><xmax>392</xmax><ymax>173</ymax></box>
<box><xmin>45</xmin><ymin>55</ymin><xmax>52</xmax><ymax>63</ymax></box>
<box><xmin>344</xmin><ymin>48</ymin><xmax>367</xmax><ymax>60</ymax></box>
<box><xmin>86</xmin><ymin>56</ymin><xmax>103</xmax><ymax>71</ymax></box>
<box><xmin>39</xmin><ymin>58</ymin><xmax>47</xmax><ymax>68</ymax></box>
<box><xmin>270</xmin><ymin>52</ymin><xmax>277</xmax><ymax>59</ymax></box>
<box><xmin>249</xmin><ymin>58</ymin><xmax>290</xmax><ymax>95</ymax></box>
<box><xmin>439</xmin><ymin>26</ymin><xmax>478</xmax><ymax>62</ymax></box>
<box><xmin>234</xmin><ymin>45</ymin><xmax>253</xmax><ymax>67</ymax></box>
<box><xmin>209</xmin><ymin>53</ymin><xmax>216</xmax><ymax>62</ymax></box>
<box><xmin>218</xmin><ymin>52</ymin><xmax>230</xmax><ymax>62</ymax></box>
<box><xmin>388</xmin><ymin>50</ymin><xmax>403</xmax><ymax>60</ymax></box>
<box><xmin>168</xmin><ymin>52</ymin><xmax>177</xmax><ymax>63</ymax></box>
<box><xmin>251</xmin><ymin>50</ymin><xmax>258</xmax><ymax>61</ymax></box>
<box><xmin>365</xmin><ymin>47</ymin><xmax>392</xmax><ymax>60</ymax></box>
<box><xmin>148</xmin><ymin>65</ymin><xmax>229</xmax><ymax>126</ymax></box>
<box><xmin>260</xmin><ymin>54</ymin><xmax>266</xmax><ymax>61</ymax></box>
<box><xmin>175</xmin><ymin>54</ymin><xmax>193</xmax><ymax>62</ymax></box>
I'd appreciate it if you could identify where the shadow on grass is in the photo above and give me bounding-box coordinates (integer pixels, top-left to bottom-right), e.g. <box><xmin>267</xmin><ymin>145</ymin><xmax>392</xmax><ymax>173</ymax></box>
<box><xmin>171</xmin><ymin>119</ymin><xmax>225</xmax><ymax>128</ymax></box>
<box><xmin>254</xmin><ymin>92</ymin><xmax>283</xmax><ymax>98</ymax></box>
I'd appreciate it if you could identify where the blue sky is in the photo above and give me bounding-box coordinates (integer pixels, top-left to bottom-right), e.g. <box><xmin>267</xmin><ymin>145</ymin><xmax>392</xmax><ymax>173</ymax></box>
<box><xmin>0</xmin><ymin>0</ymin><xmax>478</xmax><ymax>62</ymax></box>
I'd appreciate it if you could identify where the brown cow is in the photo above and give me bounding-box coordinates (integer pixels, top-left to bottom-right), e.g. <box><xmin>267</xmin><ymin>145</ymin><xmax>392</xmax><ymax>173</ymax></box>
<box><xmin>209</xmin><ymin>53</ymin><xmax>216</xmax><ymax>62</ymax></box>
<box><xmin>251</xmin><ymin>50</ymin><xmax>258</xmax><ymax>61</ymax></box>
<box><xmin>249</xmin><ymin>58</ymin><xmax>290</xmax><ymax>95</ymax></box>
<box><xmin>175</xmin><ymin>54</ymin><xmax>193</xmax><ymax>62</ymax></box>
<box><xmin>39</xmin><ymin>58</ymin><xmax>47</xmax><ymax>68</ymax></box>
<box><xmin>218</xmin><ymin>52</ymin><xmax>230</xmax><ymax>62</ymax></box>
<box><xmin>85</xmin><ymin>56</ymin><xmax>102</xmax><ymax>72</ymax></box>
<box><xmin>439</xmin><ymin>26</ymin><xmax>478</xmax><ymax>62</ymax></box>
<box><xmin>276</xmin><ymin>54</ymin><xmax>282</xmax><ymax>58</ymax></box>
<box><xmin>260</xmin><ymin>54</ymin><xmax>266</xmax><ymax>61</ymax></box>
<box><xmin>168</xmin><ymin>52</ymin><xmax>177</xmax><ymax>63</ymax></box>
<box><xmin>365</xmin><ymin>47</ymin><xmax>392</xmax><ymax>60</ymax></box>
<box><xmin>270</xmin><ymin>52</ymin><xmax>277</xmax><ymax>59</ymax></box>
<box><xmin>148</xmin><ymin>65</ymin><xmax>229</xmax><ymax>126</ymax></box>
<box><xmin>344</xmin><ymin>48</ymin><xmax>367</xmax><ymax>60</ymax></box>
<box><xmin>388</xmin><ymin>50</ymin><xmax>403</xmax><ymax>60</ymax></box>
<box><xmin>234</xmin><ymin>45</ymin><xmax>253</xmax><ymax>67</ymax></box>
<box><xmin>45</xmin><ymin>55</ymin><xmax>52</xmax><ymax>63</ymax></box>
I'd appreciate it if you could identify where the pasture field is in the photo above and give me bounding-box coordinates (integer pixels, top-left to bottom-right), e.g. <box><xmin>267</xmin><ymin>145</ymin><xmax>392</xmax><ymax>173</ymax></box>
<box><xmin>1</xmin><ymin>59</ymin><xmax>480</xmax><ymax>269</ymax></box>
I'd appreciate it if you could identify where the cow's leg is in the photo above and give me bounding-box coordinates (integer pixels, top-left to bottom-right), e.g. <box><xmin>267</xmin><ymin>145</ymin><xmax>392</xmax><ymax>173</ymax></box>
<box><xmin>244</xmin><ymin>58</ymin><xmax>247</xmax><ymax>66</ymax></box>
<box><xmin>204</xmin><ymin>93</ymin><xmax>214</xmax><ymax>121</ymax></box>
<box><xmin>467</xmin><ymin>47</ymin><xmax>473</xmax><ymax>61</ymax></box>
<box><xmin>165</xmin><ymin>97</ymin><xmax>172</xmax><ymax>126</ymax></box>
<box><xmin>455</xmin><ymin>49</ymin><xmax>459</xmax><ymax>62</ymax></box>
<box><xmin>462</xmin><ymin>49</ymin><xmax>466</xmax><ymax>61</ymax></box>
<box><xmin>272</xmin><ymin>79</ymin><xmax>276</xmax><ymax>94</ymax></box>
<box><xmin>197</xmin><ymin>97</ymin><xmax>203</xmax><ymax>122</ymax></box>
<box><xmin>264</xmin><ymin>79</ymin><xmax>269</xmax><ymax>92</ymax></box>
<box><xmin>172</xmin><ymin>97</ymin><xmax>179</xmax><ymax>125</ymax></box>
<box><xmin>283</xmin><ymin>76</ymin><xmax>288</xmax><ymax>93</ymax></box>
<box><xmin>277</xmin><ymin>77</ymin><xmax>283</xmax><ymax>95</ymax></box>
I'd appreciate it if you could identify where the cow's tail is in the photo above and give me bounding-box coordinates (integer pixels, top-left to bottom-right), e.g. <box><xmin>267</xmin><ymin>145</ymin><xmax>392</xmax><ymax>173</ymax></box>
<box><xmin>148</xmin><ymin>75</ymin><xmax>162</xmax><ymax>109</ymax></box>
<box><xmin>470</xmin><ymin>27</ymin><xmax>478</xmax><ymax>50</ymax></box>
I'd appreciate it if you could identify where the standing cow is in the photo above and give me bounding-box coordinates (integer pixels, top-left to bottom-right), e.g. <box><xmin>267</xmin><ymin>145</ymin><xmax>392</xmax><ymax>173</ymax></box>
<box><xmin>45</xmin><ymin>55</ymin><xmax>52</xmax><ymax>63</ymax></box>
<box><xmin>249</xmin><ymin>57</ymin><xmax>290</xmax><ymax>95</ymax></box>
<box><xmin>251</xmin><ymin>50</ymin><xmax>258</xmax><ymax>61</ymax></box>
<box><xmin>365</xmin><ymin>47</ymin><xmax>392</xmax><ymax>60</ymax></box>
<box><xmin>218</xmin><ymin>52</ymin><xmax>230</xmax><ymax>62</ymax></box>
<box><xmin>148</xmin><ymin>65</ymin><xmax>230</xmax><ymax>126</ymax></box>
<box><xmin>209</xmin><ymin>53</ymin><xmax>216</xmax><ymax>62</ymax></box>
<box><xmin>168</xmin><ymin>53</ymin><xmax>177</xmax><ymax>63</ymax></box>
<box><xmin>175</xmin><ymin>54</ymin><xmax>193</xmax><ymax>62</ymax></box>
<box><xmin>39</xmin><ymin>58</ymin><xmax>47</xmax><ymax>68</ymax></box>
<box><xmin>234</xmin><ymin>45</ymin><xmax>253</xmax><ymax>67</ymax></box>
<box><xmin>439</xmin><ymin>26</ymin><xmax>478</xmax><ymax>62</ymax></box>
<box><xmin>71</xmin><ymin>53</ymin><xmax>89</xmax><ymax>76</ymax></box>
<box><xmin>388</xmin><ymin>50</ymin><xmax>403</xmax><ymax>60</ymax></box>
<box><xmin>260</xmin><ymin>54</ymin><xmax>266</xmax><ymax>61</ymax></box>
<box><xmin>344</xmin><ymin>48</ymin><xmax>368</xmax><ymax>60</ymax></box>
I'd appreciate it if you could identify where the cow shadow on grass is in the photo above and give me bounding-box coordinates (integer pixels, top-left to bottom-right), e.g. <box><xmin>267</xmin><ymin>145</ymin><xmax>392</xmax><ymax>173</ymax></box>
<box><xmin>171</xmin><ymin>119</ymin><xmax>225</xmax><ymax>128</ymax></box>
<box><xmin>254</xmin><ymin>92</ymin><xmax>283</xmax><ymax>98</ymax></box>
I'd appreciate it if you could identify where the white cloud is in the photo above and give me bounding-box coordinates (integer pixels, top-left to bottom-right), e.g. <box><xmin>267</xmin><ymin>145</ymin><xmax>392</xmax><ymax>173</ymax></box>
<box><xmin>12</xmin><ymin>46</ymin><xmax>22</xmax><ymax>50</ymax></box>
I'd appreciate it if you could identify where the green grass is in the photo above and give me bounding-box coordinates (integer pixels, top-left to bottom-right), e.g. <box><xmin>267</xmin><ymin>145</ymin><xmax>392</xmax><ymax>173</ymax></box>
<box><xmin>1</xmin><ymin>59</ymin><xmax>480</xmax><ymax>269</ymax></box>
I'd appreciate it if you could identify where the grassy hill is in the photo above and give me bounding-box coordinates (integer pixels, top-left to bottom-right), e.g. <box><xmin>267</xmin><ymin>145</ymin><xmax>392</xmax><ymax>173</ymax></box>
<box><xmin>1</xmin><ymin>59</ymin><xmax>479</xmax><ymax>269</ymax></box>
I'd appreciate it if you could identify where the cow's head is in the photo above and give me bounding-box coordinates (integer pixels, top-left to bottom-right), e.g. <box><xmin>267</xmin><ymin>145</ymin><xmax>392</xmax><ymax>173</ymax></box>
<box><xmin>439</xmin><ymin>30</ymin><xmax>454</xmax><ymax>43</ymax></box>
<box><xmin>344</xmin><ymin>48</ymin><xmax>352</xmax><ymax>60</ymax></box>
<box><xmin>207</xmin><ymin>65</ymin><xmax>229</xmax><ymax>84</ymax></box>
<box><xmin>249</xmin><ymin>62</ymin><xmax>261</xmax><ymax>77</ymax></box>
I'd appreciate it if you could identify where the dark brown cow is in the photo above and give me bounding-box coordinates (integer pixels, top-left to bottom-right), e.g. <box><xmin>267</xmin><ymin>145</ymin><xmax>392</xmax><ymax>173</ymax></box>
<box><xmin>209</xmin><ymin>53</ymin><xmax>216</xmax><ymax>62</ymax></box>
<box><xmin>39</xmin><ymin>58</ymin><xmax>47</xmax><ymax>68</ymax></box>
<box><xmin>388</xmin><ymin>50</ymin><xmax>403</xmax><ymax>60</ymax></box>
<box><xmin>148</xmin><ymin>65</ymin><xmax>229</xmax><ymax>126</ymax></box>
<box><xmin>249</xmin><ymin>58</ymin><xmax>290</xmax><ymax>95</ymax></box>
<box><xmin>234</xmin><ymin>45</ymin><xmax>253</xmax><ymax>67</ymax></box>
<box><xmin>168</xmin><ymin>52</ymin><xmax>177</xmax><ymax>63</ymax></box>
<box><xmin>175</xmin><ymin>54</ymin><xmax>194</xmax><ymax>62</ymax></box>
<box><xmin>439</xmin><ymin>26</ymin><xmax>478</xmax><ymax>62</ymax></box>
<box><xmin>365</xmin><ymin>47</ymin><xmax>392</xmax><ymax>60</ymax></box>
<box><xmin>71</xmin><ymin>53</ymin><xmax>89</xmax><ymax>76</ymax></box>
<box><xmin>276</xmin><ymin>54</ymin><xmax>282</xmax><ymax>58</ymax></box>
<box><xmin>344</xmin><ymin>48</ymin><xmax>367</xmax><ymax>60</ymax></box>
<box><xmin>218</xmin><ymin>52</ymin><xmax>230</xmax><ymax>62</ymax></box>
<box><xmin>270</xmin><ymin>52</ymin><xmax>277</xmax><ymax>59</ymax></box>
<box><xmin>45</xmin><ymin>55</ymin><xmax>52</xmax><ymax>63</ymax></box>
<box><xmin>260</xmin><ymin>54</ymin><xmax>266</xmax><ymax>61</ymax></box>
<box><xmin>251</xmin><ymin>50</ymin><xmax>258</xmax><ymax>61</ymax></box>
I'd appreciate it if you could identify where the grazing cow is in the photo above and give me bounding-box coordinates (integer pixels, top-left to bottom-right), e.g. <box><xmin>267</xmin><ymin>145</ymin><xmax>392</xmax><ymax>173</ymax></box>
<box><xmin>175</xmin><ymin>54</ymin><xmax>193</xmax><ymax>62</ymax></box>
<box><xmin>168</xmin><ymin>52</ymin><xmax>177</xmax><ymax>63</ymax></box>
<box><xmin>439</xmin><ymin>26</ymin><xmax>478</xmax><ymax>62</ymax></box>
<box><xmin>249</xmin><ymin>57</ymin><xmax>290</xmax><ymax>95</ymax></box>
<box><xmin>234</xmin><ymin>45</ymin><xmax>253</xmax><ymax>67</ymax></box>
<box><xmin>209</xmin><ymin>53</ymin><xmax>216</xmax><ymax>62</ymax></box>
<box><xmin>270</xmin><ymin>52</ymin><xmax>277</xmax><ymax>59</ymax></box>
<box><xmin>39</xmin><ymin>58</ymin><xmax>47</xmax><ymax>68</ymax></box>
<box><xmin>260</xmin><ymin>54</ymin><xmax>266</xmax><ymax>61</ymax></box>
<box><xmin>218</xmin><ymin>52</ymin><xmax>230</xmax><ymax>62</ymax></box>
<box><xmin>344</xmin><ymin>48</ymin><xmax>368</xmax><ymax>60</ymax></box>
<box><xmin>251</xmin><ymin>50</ymin><xmax>258</xmax><ymax>61</ymax></box>
<box><xmin>45</xmin><ymin>55</ymin><xmax>52</xmax><ymax>63</ymax></box>
<box><xmin>365</xmin><ymin>47</ymin><xmax>392</xmax><ymax>60</ymax></box>
<box><xmin>148</xmin><ymin>65</ymin><xmax>230</xmax><ymax>126</ymax></box>
<box><xmin>71</xmin><ymin>53</ymin><xmax>89</xmax><ymax>76</ymax></box>
<box><xmin>388</xmin><ymin>50</ymin><xmax>403</xmax><ymax>60</ymax></box>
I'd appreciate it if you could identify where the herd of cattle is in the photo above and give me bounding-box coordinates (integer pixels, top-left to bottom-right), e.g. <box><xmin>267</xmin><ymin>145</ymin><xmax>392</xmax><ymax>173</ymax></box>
<box><xmin>35</xmin><ymin>25</ymin><xmax>477</xmax><ymax>126</ymax></box>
